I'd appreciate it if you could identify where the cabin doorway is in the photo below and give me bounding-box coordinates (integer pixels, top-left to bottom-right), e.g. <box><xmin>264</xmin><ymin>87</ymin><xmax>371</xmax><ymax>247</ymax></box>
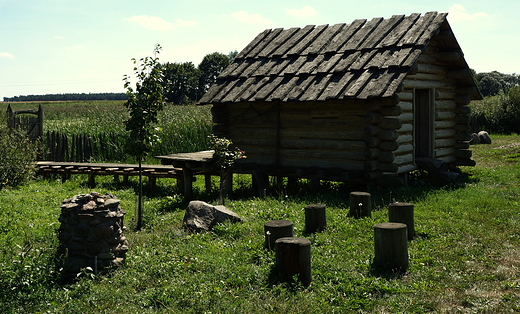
<box><xmin>414</xmin><ymin>89</ymin><xmax>434</xmax><ymax>159</ymax></box>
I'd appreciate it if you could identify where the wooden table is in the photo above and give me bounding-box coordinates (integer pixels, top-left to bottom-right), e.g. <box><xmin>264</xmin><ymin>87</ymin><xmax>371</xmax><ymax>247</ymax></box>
<box><xmin>156</xmin><ymin>150</ymin><xmax>217</xmax><ymax>199</ymax></box>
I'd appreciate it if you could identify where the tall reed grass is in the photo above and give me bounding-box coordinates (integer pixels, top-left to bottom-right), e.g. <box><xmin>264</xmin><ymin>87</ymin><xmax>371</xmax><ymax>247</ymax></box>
<box><xmin>2</xmin><ymin>101</ymin><xmax>213</xmax><ymax>163</ymax></box>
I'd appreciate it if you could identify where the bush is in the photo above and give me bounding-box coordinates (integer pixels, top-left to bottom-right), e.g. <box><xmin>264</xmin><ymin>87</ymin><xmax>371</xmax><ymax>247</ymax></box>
<box><xmin>470</xmin><ymin>85</ymin><xmax>520</xmax><ymax>134</ymax></box>
<box><xmin>0</xmin><ymin>112</ymin><xmax>39</xmax><ymax>189</ymax></box>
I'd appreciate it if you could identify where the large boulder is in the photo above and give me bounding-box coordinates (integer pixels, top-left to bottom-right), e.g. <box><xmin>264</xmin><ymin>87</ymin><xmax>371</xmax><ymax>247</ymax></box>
<box><xmin>478</xmin><ymin>131</ymin><xmax>492</xmax><ymax>144</ymax></box>
<box><xmin>183</xmin><ymin>200</ymin><xmax>241</xmax><ymax>232</ymax></box>
<box><xmin>469</xmin><ymin>133</ymin><xmax>480</xmax><ymax>145</ymax></box>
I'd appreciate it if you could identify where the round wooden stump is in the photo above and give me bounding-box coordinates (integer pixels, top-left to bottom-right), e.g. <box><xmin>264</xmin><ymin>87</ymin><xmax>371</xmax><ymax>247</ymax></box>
<box><xmin>275</xmin><ymin>237</ymin><xmax>312</xmax><ymax>286</ymax></box>
<box><xmin>350</xmin><ymin>191</ymin><xmax>372</xmax><ymax>218</ymax></box>
<box><xmin>264</xmin><ymin>220</ymin><xmax>294</xmax><ymax>251</ymax></box>
<box><xmin>388</xmin><ymin>202</ymin><xmax>415</xmax><ymax>240</ymax></box>
<box><xmin>373</xmin><ymin>222</ymin><xmax>408</xmax><ymax>272</ymax></box>
<box><xmin>304</xmin><ymin>204</ymin><xmax>326</xmax><ymax>233</ymax></box>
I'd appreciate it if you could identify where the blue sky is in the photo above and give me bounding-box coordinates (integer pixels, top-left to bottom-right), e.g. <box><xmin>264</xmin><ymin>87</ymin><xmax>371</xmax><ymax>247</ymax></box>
<box><xmin>1</xmin><ymin>0</ymin><xmax>518</xmax><ymax>100</ymax></box>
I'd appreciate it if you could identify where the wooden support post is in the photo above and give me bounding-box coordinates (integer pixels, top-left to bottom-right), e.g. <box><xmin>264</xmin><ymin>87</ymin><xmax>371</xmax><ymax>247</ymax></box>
<box><xmin>252</xmin><ymin>170</ymin><xmax>269</xmax><ymax>197</ymax></box>
<box><xmin>88</xmin><ymin>173</ymin><xmax>96</xmax><ymax>188</ymax></box>
<box><xmin>373</xmin><ymin>222</ymin><xmax>408</xmax><ymax>272</ymax></box>
<box><xmin>204</xmin><ymin>174</ymin><xmax>212</xmax><ymax>194</ymax></box>
<box><xmin>264</xmin><ymin>220</ymin><xmax>293</xmax><ymax>251</ymax></box>
<box><xmin>275</xmin><ymin>237</ymin><xmax>312</xmax><ymax>286</ymax></box>
<box><xmin>149</xmin><ymin>176</ymin><xmax>157</xmax><ymax>195</ymax></box>
<box><xmin>350</xmin><ymin>191</ymin><xmax>372</xmax><ymax>218</ymax></box>
<box><xmin>122</xmin><ymin>175</ymin><xmax>129</xmax><ymax>186</ymax></box>
<box><xmin>304</xmin><ymin>204</ymin><xmax>326</xmax><ymax>233</ymax></box>
<box><xmin>388</xmin><ymin>202</ymin><xmax>415</xmax><ymax>240</ymax></box>
<box><xmin>183</xmin><ymin>167</ymin><xmax>193</xmax><ymax>200</ymax></box>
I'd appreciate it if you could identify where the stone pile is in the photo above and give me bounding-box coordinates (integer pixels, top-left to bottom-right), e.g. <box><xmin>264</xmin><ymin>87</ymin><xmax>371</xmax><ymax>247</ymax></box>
<box><xmin>57</xmin><ymin>192</ymin><xmax>128</xmax><ymax>283</ymax></box>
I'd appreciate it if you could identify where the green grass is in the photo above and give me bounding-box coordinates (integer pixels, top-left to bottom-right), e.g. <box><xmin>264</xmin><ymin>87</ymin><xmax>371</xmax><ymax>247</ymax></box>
<box><xmin>1</xmin><ymin>122</ymin><xmax>520</xmax><ymax>312</ymax></box>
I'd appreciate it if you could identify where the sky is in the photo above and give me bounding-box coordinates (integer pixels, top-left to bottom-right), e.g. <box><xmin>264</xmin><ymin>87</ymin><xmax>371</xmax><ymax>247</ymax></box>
<box><xmin>1</xmin><ymin>0</ymin><xmax>519</xmax><ymax>100</ymax></box>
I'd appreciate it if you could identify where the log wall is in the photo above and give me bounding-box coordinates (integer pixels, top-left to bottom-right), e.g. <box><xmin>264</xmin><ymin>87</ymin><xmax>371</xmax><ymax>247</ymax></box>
<box><xmin>395</xmin><ymin>36</ymin><xmax>474</xmax><ymax>173</ymax></box>
<box><xmin>213</xmin><ymin>100</ymin><xmax>370</xmax><ymax>179</ymax></box>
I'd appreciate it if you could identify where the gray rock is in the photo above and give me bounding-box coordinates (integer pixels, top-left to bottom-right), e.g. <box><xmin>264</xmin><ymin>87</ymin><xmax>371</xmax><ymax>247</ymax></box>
<box><xmin>184</xmin><ymin>201</ymin><xmax>241</xmax><ymax>232</ymax></box>
<box><xmin>469</xmin><ymin>133</ymin><xmax>480</xmax><ymax>145</ymax></box>
<box><xmin>478</xmin><ymin>131</ymin><xmax>492</xmax><ymax>144</ymax></box>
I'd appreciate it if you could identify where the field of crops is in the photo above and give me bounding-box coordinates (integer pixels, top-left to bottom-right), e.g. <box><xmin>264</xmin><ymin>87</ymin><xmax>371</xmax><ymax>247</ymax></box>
<box><xmin>2</xmin><ymin>100</ymin><xmax>213</xmax><ymax>163</ymax></box>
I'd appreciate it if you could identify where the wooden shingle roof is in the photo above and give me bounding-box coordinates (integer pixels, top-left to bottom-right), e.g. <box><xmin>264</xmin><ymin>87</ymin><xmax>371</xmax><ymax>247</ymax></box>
<box><xmin>199</xmin><ymin>11</ymin><xmax>479</xmax><ymax>105</ymax></box>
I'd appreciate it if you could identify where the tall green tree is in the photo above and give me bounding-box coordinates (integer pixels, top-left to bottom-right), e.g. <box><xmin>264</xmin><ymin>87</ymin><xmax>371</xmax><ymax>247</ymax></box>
<box><xmin>123</xmin><ymin>44</ymin><xmax>165</xmax><ymax>230</ymax></box>
<box><xmin>162</xmin><ymin>62</ymin><xmax>201</xmax><ymax>104</ymax></box>
<box><xmin>198</xmin><ymin>52</ymin><xmax>231</xmax><ymax>96</ymax></box>
<box><xmin>475</xmin><ymin>71</ymin><xmax>520</xmax><ymax>97</ymax></box>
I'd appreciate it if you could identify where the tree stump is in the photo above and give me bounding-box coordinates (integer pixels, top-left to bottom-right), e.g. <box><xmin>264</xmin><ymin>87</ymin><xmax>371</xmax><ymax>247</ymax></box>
<box><xmin>388</xmin><ymin>202</ymin><xmax>415</xmax><ymax>240</ymax></box>
<box><xmin>350</xmin><ymin>191</ymin><xmax>372</xmax><ymax>218</ymax></box>
<box><xmin>304</xmin><ymin>204</ymin><xmax>326</xmax><ymax>233</ymax></box>
<box><xmin>264</xmin><ymin>220</ymin><xmax>293</xmax><ymax>251</ymax></box>
<box><xmin>275</xmin><ymin>237</ymin><xmax>312</xmax><ymax>286</ymax></box>
<box><xmin>373</xmin><ymin>222</ymin><xmax>408</xmax><ymax>273</ymax></box>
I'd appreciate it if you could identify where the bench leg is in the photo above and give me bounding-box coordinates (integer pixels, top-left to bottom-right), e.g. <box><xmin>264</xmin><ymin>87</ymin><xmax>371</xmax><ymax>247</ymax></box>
<box><xmin>88</xmin><ymin>173</ymin><xmax>96</xmax><ymax>188</ymax></box>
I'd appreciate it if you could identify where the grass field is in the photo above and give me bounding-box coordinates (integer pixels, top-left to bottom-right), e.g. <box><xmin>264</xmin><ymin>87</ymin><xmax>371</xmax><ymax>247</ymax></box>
<box><xmin>0</xmin><ymin>101</ymin><xmax>519</xmax><ymax>312</ymax></box>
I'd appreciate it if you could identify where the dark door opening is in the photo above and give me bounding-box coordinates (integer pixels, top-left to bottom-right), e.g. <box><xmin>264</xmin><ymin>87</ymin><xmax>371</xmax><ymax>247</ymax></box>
<box><xmin>414</xmin><ymin>89</ymin><xmax>434</xmax><ymax>158</ymax></box>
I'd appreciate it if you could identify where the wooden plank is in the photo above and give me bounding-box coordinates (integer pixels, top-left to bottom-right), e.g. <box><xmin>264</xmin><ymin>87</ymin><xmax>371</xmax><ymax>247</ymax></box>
<box><xmin>416</xmin><ymin>13</ymin><xmax>448</xmax><ymax>46</ymax></box>
<box><xmin>257</xmin><ymin>27</ymin><xmax>300</xmax><ymax>58</ymax></box>
<box><xmin>379</xmin><ymin>13</ymin><xmax>421</xmax><ymax>47</ymax></box>
<box><xmin>319</xmin><ymin>72</ymin><xmax>356</xmax><ymax>101</ymax></box>
<box><xmin>246</xmin><ymin>28</ymin><xmax>284</xmax><ymax>58</ymax></box>
<box><xmin>236</xmin><ymin>29</ymin><xmax>272</xmax><ymax>59</ymax></box>
<box><xmin>327</xmin><ymin>19</ymin><xmax>366</xmax><ymax>53</ymax></box>
<box><xmin>285</xmin><ymin>24</ymin><xmax>328</xmax><ymax>56</ymax></box>
<box><xmin>343</xmin><ymin>17</ymin><xmax>383</xmax><ymax>51</ymax></box>
<box><xmin>300</xmin><ymin>74</ymin><xmax>332</xmax><ymax>101</ymax></box>
<box><xmin>314</xmin><ymin>53</ymin><xmax>344</xmax><ymax>74</ymax></box>
<box><xmin>360</xmin><ymin>15</ymin><xmax>405</xmax><ymax>50</ymax></box>
<box><xmin>303</xmin><ymin>23</ymin><xmax>345</xmax><ymax>55</ymax></box>
<box><xmin>399</xmin><ymin>11</ymin><xmax>437</xmax><ymax>46</ymax></box>
<box><xmin>274</xmin><ymin>25</ymin><xmax>315</xmax><ymax>57</ymax></box>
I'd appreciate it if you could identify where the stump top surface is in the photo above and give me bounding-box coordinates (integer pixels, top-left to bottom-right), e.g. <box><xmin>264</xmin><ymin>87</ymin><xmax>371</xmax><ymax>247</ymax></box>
<box><xmin>265</xmin><ymin>220</ymin><xmax>293</xmax><ymax>227</ymax></box>
<box><xmin>374</xmin><ymin>222</ymin><xmax>407</xmax><ymax>230</ymax></box>
<box><xmin>350</xmin><ymin>191</ymin><xmax>371</xmax><ymax>196</ymax></box>
<box><xmin>389</xmin><ymin>202</ymin><xmax>414</xmax><ymax>207</ymax></box>
<box><xmin>304</xmin><ymin>204</ymin><xmax>326</xmax><ymax>210</ymax></box>
<box><xmin>275</xmin><ymin>237</ymin><xmax>311</xmax><ymax>246</ymax></box>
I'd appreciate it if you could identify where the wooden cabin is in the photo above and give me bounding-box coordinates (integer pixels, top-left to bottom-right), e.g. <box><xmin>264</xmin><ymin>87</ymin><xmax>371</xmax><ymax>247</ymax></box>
<box><xmin>198</xmin><ymin>12</ymin><xmax>482</xmax><ymax>187</ymax></box>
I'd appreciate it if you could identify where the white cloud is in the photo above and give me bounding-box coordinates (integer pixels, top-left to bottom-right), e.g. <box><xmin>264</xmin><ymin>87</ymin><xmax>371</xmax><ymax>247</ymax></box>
<box><xmin>231</xmin><ymin>11</ymin><xmax>273</xmax><ymax>25</ymax></box>
<box><xmin>286</xmin><ymin>5</ymin><xmax>318</xmax><ymax>18</ymax></box>
<box><xmin>447</xmin><ymin>4</ymin><xmax>488</xmax><ymax>23</ymax></box>
<box><xmin>54</xmin><ymin>35</ymin><xmax>65</xmax><ymax>40</ymax></box>
<box><xmin>175</xmin><ymin>19</ymin><xmax>198</xmax><ymax>27</ymax></box>
<box><xmin>0</xmin><ymin>52</ymin><xmax>15</xmax><ymax>59</ymax></box>
<box><xmin>126</xmin><ymin>15</ymin><xmax>175</xmax><ymax>31</ymax></box>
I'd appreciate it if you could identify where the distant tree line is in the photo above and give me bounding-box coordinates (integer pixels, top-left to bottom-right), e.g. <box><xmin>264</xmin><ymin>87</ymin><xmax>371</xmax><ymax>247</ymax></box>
<box><xmin>3</xmin><ymin>92</ymin><xmax>127</xmax><ymax>102</ymax></box>
<box><xmin>472</xmin><ymin>70</ymin><xmax>519</xmax><ymax>97</ymax></box>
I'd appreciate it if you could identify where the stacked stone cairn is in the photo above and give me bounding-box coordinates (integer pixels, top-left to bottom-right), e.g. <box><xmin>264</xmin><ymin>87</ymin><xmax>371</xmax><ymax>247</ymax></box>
<box><xmin>57</xmin><ymin>192</ymin><xmax>128</xmax><ymax>283</ymax></box>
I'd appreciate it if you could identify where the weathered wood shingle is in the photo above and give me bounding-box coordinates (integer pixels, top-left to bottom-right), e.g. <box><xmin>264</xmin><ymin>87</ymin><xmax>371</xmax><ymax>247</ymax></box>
<box><xmin>198</xmin><ymin>11</ymin><xmax>478</xmax><ymax>105</ymax></box>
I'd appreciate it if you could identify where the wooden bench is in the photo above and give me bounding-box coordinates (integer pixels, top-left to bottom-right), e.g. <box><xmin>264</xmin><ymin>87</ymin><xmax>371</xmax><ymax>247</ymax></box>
<box><xmin>35</xmin><ymin>161</ymin><xmax>184</xmax><ymax>193</ymax></box>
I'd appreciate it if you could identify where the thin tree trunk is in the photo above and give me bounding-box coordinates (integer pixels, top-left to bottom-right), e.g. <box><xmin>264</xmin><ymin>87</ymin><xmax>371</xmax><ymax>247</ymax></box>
<box><xmin>136</xmin><ymin>158</ymin><xmax>143</xmax><ymax>230</ymax></box>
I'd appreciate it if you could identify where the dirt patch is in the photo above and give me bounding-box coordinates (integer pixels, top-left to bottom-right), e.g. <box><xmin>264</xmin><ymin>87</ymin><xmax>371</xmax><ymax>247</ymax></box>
<box><xmin>496</xmin><ymin>142</ymin><xmax>520</xmax><ymax>149</ymax></box>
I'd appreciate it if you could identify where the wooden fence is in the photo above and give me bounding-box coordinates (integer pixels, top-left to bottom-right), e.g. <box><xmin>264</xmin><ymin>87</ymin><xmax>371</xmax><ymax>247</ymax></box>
<box><xmin>45</xmin><ymin>131</ymin><xmax>126</xmax><ymax>162</ymax></box>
